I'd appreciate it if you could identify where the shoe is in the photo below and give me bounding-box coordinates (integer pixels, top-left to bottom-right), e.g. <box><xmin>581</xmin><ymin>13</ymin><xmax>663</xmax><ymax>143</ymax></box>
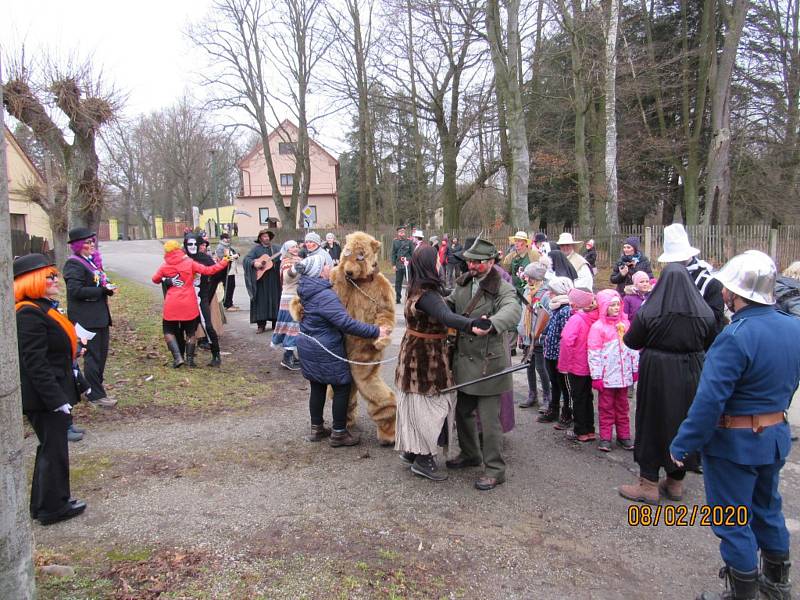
<box><xmin>536</xmin><ymin>410</ymin><xmax>557</xmax><ymax>423</ymax></box>
<box><xmin>256</xmin><ymin>327</ymin><xmax>266</xmax><ymax>334</ymax></box>
<box><xmin>474</xmin><ymin>476</ymin><xmax>504</xmax><ymax>491</ymax></box>
<box><xmin>208</xmin><ymin>351</ymin><xmax>221</xmax><ymax>367</ymax></box>
<box><xmin>399</xmin><ymin>452</ymin><xmax>416</xmax><ymax>465</ymax></box>
<box><xmin>598</xmin><ymin>439</ymin><xmax>612</xmax><ymax>452</ymax></box>
<box><xmin>411</xmin><ymin>454</ymin><xmax>448</xmax><ymax>481</ymax></box>
<box><xmin>185</xmin><ymin>342</ymin><xmax>197</xmax><ymax>367</ymax></box>
<box><xmin>445</xmin><ymin>455</ymin><xmax>481</xmax><ymax>469</ymax></box>
<box><xmin>89</xmin><ymin>397</ymin><xmax>118</xmax><ymax>408</ymax></box>
<box><xmin>759</xmin><ymin>551</ymin><xmax>792</xmax><ymax>599</ymax></box>
<box><xmin>566</xmin><ymin>431</ymin><xmax>595</xmax><ymax>443</ymax></box>
<box><xmin>330</xmin><ymin>429</ymin><xmax>360</xmax><ymax>447</ymax></box>
<box><xmin>280</xmin><ymin>357</ymin><xmax>301</xmax><ymax>371</ymax></box>
<box><xmin>198</xmin><ymin>339</ymin><xmax>211</xmax><ymax>351</ymax></box>
<box><xmin>658</xmin><ymin>477</ymin><xmax>685</xmax><ymax>501</ymax></box>
<box><xmin>538</xmin><ymin>405</ymin><xmax>548</xmax><ymax>415</ymax></box>
<box><xmin>305</xmin><ymin>423</ymin><xmax>331</xmax><ymax>442</ymax></box>
<box><xmin>553</xmin><ymin>418</ymin><xmax>573</xmax><ymax>430</ymax></box>
<box><xmin>697</xmin><ymin>566</ymin><xmax>759</xmax><ymax>600</ymax></box>
<box><xmin>617</xmin><ymin>438</ymin><xmax>635</xmax><ymax>451</ymax></box>
<box><xmin>618</xmin><ymin>477</ymin><xmax>660</xmax><ymax>505</ymax></box>
<box><xmin>519</xmin><ymin>391</ymin><xmax>538</xmax><ymax>408</ymax></box>
<box><xmin>69</xmin><ymin>424</ymin><xmax>86</xmax><ymax>434</ymax></box>
<box><xmin>38</xmin><ymin>500</ymin><xmax>87</xmax><ymax>526</ymax></box>
<box><xmin>67</xmin><ymin>426</ymin><xmax>83</xmax><ymax>442</ymax></box>
<box><xmin>396</xmin><ymin>299</ymin><xmax>401</xmax><ymax>305</ymax></box>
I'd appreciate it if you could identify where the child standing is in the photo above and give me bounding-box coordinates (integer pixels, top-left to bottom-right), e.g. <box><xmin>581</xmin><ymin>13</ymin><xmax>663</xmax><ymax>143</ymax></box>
<box><xmin>537</xmin><ymin>277</ymin><xmax>574</xmax><ymax>427</ymax></box>
<box><xmin>622</xmin><ymin>271</ymin><xmax>652</xmax><ymax>320</ymax></box>
<box><xmin>517</xmin><ymin>261</ymin><xmax>551</xmax><ymax>410</ymax></box>
<box><xmin>588</xmin><ymin>289</ymin><xmax>639</xmax><ymax>452</ymax></box>
<box><xmin>558</xmin><ymin>288</ymin><xmax>599</xmax><ymax>442</ymax></box>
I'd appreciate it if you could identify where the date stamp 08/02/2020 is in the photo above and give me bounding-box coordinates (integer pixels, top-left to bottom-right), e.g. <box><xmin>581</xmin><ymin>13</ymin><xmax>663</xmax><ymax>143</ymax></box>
<box><xmin>627</xmin><ymin>504</ymin><xmax>749</xmax><ymax>527</ymax></box>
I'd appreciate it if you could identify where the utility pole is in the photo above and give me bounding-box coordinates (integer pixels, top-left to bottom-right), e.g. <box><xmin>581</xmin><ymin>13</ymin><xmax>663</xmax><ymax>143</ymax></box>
<box><xmin>210</xmin><ymin>148</ymin><xmax>221</xmax><ymax>237</ymax></box>
<box><xmin>0</xmin><ymin>60</ymin><xmax>37</xmax><ymax>600</ymax></box>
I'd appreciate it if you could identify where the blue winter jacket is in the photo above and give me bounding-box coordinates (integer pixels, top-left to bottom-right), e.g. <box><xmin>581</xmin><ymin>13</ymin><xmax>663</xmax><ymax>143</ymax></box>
<box><xmin>670</xmin><ymin>305</ymin><xmax>800</xmax><ymax>466</ymax></box>
<box><xmin>296</xmin><ymin>276</ymin><xmax>379</xmax><ymax>385</ymax></box>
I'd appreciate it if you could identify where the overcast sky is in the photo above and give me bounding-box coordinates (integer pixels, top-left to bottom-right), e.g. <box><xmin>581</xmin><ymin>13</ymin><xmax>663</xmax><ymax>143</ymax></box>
<box><xmin>2</xmin><ymin>0</ymin><xmax>348</xmax><ymax>153</ymax></box>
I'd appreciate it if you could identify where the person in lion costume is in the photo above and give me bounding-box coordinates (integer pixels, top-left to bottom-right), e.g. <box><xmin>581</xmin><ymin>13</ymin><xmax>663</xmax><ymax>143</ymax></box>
<box><xmin>328</xmin><ymin>232</ymin><xmax>397</xmax><ymax>445</ymax></box>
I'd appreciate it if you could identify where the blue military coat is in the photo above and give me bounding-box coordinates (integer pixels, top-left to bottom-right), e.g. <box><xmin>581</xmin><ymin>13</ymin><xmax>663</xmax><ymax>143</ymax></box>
<box><xmin>670</xmin><ymin>305</ymin><xmax>800</xmax><ymax>466</ymax></box>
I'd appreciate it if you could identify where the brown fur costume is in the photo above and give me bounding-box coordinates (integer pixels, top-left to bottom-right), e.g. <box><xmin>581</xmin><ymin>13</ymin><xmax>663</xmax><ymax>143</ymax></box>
<box><xmin>329</xmin><ymin>232</ymin><xmax>397</xmax><ymax>443</ymax></box>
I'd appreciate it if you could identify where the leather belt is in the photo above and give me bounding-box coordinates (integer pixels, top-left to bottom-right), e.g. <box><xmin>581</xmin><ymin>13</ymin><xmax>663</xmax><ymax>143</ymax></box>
<box><xmin>406</xmin><ymin>329</ymin><xmax>447</xmax><ymax>340</ymax></box>
<box><xmin>717</xmin><ymin>412</ymin><xmax>786</xmax><ymax>433</ymax></box>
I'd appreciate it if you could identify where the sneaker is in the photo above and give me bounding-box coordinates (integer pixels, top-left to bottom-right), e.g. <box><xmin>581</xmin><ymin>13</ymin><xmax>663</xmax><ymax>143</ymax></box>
<box><xmin>617</xmin><ymin>438</ymin><xmax>634</xmax><ymax>451</ymax></box>
<box><xmin>411</xmin><ymin>455</ymin><xmax>448</xmax><ymax>481</ymax></box>
<box><xmin>400</xmin><ymin>452</ymin><xmax>416</xmax><ymax>465</ymax></box>
<box><xmin>89</xmin><ymin>397</ymin><xmax>117</xmax><ymax>408</ymax></box>
<box><xmin>280</xmin><ymin>358</ymin><xmax>301</xmax><ymax>371</ymax></box>
<box><xmin>598</xmin><ymin>439</ymin><xmax>612</xmax><ymax>452</ymax></box>
<box><xmin>553</xmin><ymin>418</ymin><xmax>573</xmax><ymax>430</ymax></box>
<box><xmin>536</xmin><ymin>411</ymin><xmax>557</xmax><ymax>423</ymax></box>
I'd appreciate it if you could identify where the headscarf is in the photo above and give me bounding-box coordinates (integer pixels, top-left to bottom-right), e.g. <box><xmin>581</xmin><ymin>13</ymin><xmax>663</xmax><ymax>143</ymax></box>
<box><xmin>638</xmin><ymin>262</ymin><xmax>714</xmax><ymax>319</ymax></box>
<box><xmin>548</xmin><ymin>276</ymin><xmax>574</xmax><ymax>309</ymax></box>
<box><xmin>548</xmin><ymin>250</ymin><xmax>578</xmax><ymax>280</ymax></box>
<box><xmin>280</xmin><ymin>240</ymin><xmax>298</xmax><ymax>258</ymax></box>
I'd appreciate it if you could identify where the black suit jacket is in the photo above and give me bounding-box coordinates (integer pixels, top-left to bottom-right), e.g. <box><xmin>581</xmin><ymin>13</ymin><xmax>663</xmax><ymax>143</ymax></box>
<box><xmin>63</xmin><ymin>256</ymin><xmax>112</xmax><ymax>328</ymax></box>
<box><xmin>17</xmin><ymin>299</ymin><xmax>79</xmax><ymax>413</ymax></box>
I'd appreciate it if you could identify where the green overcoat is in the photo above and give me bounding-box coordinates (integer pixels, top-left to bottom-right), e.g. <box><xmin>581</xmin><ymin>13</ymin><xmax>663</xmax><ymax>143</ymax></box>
<box><xmin>447</xmin><ymin>266</ymin><xmax>522</xmax><ymax>396</ymax></box>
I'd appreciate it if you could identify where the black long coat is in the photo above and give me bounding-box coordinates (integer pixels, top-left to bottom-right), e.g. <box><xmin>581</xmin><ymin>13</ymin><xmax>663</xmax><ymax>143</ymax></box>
<box><xmin>62</xmin><ymin>256</ymin><xmax>112</xmax><ymax>328</ymax></box>
<box><xmin>17</xmin><ymin>299</ymin><xmax>80</xmax><ymax>413</ymax></box>
<box><xmin>243</xmin><ymin>243</ymin><xmax>282</xmax><ymax>323</ymax></box>
<box><xmin>624</xmin><ymin>311</ymin><xmax>716</xmax><ymax>473</ymax></box>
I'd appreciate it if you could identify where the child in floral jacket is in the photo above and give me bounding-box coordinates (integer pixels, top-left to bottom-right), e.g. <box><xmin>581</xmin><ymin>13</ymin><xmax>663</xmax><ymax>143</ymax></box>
<box><xmin>588</xmin><ymin>289</ymin><xmax>639</xmax><ymax>452</ymax></box>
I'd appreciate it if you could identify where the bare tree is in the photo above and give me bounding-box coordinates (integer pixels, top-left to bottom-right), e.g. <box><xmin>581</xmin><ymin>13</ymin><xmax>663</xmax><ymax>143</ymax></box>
<box><xmin>0</xmin><ymin>66</ymin><xmax>36</xmax><ymax>600</ymax></box>
<box><xmin>603</xmin><ymin>0</ymin><xmax>620</xmax><ymax>232</ymax></box>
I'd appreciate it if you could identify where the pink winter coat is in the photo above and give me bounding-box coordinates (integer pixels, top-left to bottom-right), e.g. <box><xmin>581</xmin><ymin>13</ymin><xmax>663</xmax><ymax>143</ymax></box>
<box><xmin>557</xmin><ymin>308</ymin><xmax>599</xmax><ymax>376</ymax></box>
<box><xmin>587</xmin><ymin>289</ymin><xmax>639</xmax><ymax>388</ymax></box>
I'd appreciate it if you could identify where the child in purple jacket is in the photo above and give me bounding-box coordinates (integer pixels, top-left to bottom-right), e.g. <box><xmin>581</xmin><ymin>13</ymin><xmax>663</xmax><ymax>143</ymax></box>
<box><xmin>622</xmin><ymin>271</ymin><xmax>652</xmax><ymax>320</ymax></box>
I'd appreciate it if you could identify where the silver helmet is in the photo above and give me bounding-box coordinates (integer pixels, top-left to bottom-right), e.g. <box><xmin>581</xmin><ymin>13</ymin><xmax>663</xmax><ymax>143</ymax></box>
<box><xmin>712</xmin><ymin>250</ymin><xmax>777</xmax><ymax>305</ymax></box>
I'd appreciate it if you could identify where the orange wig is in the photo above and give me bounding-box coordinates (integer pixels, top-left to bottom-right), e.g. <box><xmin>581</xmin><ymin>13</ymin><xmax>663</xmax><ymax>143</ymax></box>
<box><xmin>13</xmin><ymin>265</ymin><xmax>59</xmax><ymax>303</ymax></box>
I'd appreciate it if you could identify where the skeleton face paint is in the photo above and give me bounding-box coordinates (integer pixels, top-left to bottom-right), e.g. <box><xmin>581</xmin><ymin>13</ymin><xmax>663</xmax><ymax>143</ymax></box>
<box><xmin>185</xmin><ymin>240</ymin><xmax>198</xmax><ymax>255</ymax></box>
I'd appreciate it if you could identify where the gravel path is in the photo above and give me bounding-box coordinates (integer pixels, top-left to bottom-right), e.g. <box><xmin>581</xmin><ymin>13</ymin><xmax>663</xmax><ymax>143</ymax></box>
<box><xmin>32</xmin><ymin>240</ymin><xmax>800</xmax><ymax>599</ymax></box>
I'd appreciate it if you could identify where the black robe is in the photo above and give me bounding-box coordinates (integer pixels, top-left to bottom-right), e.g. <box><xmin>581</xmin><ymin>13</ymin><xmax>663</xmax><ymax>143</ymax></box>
<box><xmin>623</xmin><ymin>263</ymin><xmax>717</xmax><ymax>475</ymax></box>
<box><xmin>243</xmin><ymin>243</ymin><xmax>282</xmax><ymax>323</ymax></box>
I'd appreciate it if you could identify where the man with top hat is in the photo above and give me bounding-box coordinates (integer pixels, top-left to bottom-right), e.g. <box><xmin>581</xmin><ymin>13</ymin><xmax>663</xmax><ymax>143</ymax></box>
<box><xmin>446</xmin><ymin>238</ymin><xmax>522</xmax><ymax>490</ymax></box>
<box><xmin>412</xmin><ymin>229</ymin><xmax>425</xmax><ymax>248</ymax></box>
<box><xmin>243</xmin><ymin>228</ymin><xmax>282</xmax><ymax>333</ymax></box>
<box><xmin>659</xmin><ymin>223</ymin><xmax>726</xmax><ymax>334</ymax></box>
<box><xmin>391</xmin><ymin>226</ymin><xmax>414</xmax><ymax>304</ymax></box>
<box><xmin>556</xmin><ymin>232</ymin><xmax>594</xmax><ymax>289</ymax></box>
<box><xmin>62</xmin><ymin>226</ymin><xmax>117</xmax><ymax>409</ymax></box>
<box><xmin>501</xmin><ymin>231</ymin><xmax>541</xmax><ymax>295</ymax></box>
<box><xmin>670</xmin><ymin>250</ymin><xmax>800</xmax><ymax>600</ymax></box>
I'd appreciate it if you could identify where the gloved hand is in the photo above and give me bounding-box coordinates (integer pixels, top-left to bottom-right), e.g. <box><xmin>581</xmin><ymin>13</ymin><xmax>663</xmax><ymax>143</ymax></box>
<box><xmin>103</xmin><ymin>287</ymin><xmax>115</xmax><ymax>296</ymax></box>
<box><xmin>54</xmin><ymin>404</ymin><xmax>71</xmax><ymax>414</ymax></box>
<box><xmin>591</xmin><ymin>380</ymin><xmax>604</xmax><ymax>392</ymax></box>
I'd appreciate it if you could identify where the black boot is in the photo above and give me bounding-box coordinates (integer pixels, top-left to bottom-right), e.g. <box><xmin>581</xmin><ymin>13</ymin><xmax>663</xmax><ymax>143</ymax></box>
<box><xmin>185</xmin><ymin>341</ymin><xmax>197</xmax><ymax>368</ymax></box>
<box><xmin>411</xmin><ymin>454</ymin><xmax>448</xmax><ymax>481</ymax></box>
<box><xmin>208</xmin><ymin>351</ymin><xmax>221</xmax><ymax>367</ymax></box>
<box><xmin>760</xmin><ymin>552</ymin><xmax>792</xmax><ymax>599</ymax></box>
<box><xmin>697</xmin><ymin>566</ymin><xmax>758</xmax><ymax>600</ymax></box>
<box><xmin>166</xmin><ymin>336</ymin><xmax>184</xmax><ymax>368</ymax></box>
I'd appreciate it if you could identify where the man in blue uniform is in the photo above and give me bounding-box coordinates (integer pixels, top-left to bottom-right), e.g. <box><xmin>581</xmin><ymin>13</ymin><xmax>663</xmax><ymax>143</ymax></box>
<box><xmin>670</xmin><ymin>250</ymin><xmax>800</xmax><ymax>600</ymax></box>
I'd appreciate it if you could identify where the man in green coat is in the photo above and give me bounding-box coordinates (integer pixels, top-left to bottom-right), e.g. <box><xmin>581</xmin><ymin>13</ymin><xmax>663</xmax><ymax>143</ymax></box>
<box><xmin>446</xmin><ymin>238</ymin><xmax>522</xmax><ymax>490</ymax></box>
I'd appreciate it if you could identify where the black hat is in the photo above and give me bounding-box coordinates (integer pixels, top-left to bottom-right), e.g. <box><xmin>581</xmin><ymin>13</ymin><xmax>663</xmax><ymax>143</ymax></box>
<box><xmin>68</xmin><ymin>226</ymin><xmax>96</xmax><ymax>244</ymax></box>
<box><xmin>220</xmin><ymin>232</ymin><xmax>231</xmax><ymax>240</ymax></box>
<box><xmin>13</xmin><ymin>253</ymin><xmax>54</xmax><ymax>278</ymax></box>
<box><xmin>534</xmin><ymin>233</ymin><xmax>548</xmax><ymax>243</ymax></box>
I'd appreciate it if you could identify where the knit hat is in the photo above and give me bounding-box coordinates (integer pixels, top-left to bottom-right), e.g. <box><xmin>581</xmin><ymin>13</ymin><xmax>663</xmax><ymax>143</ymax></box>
<box><xmin>632</xmin><ymin>270</ymin><xmax>650</xmax><ymax>285</ymax></box>
<box><xmin>548</xmin><ymin>276</ymin><xmax>574</xmax><ymax>295</ymax></box>
<box><xmin>297</xmin><ymin>252</ymin><xmax>328</xmax><ymax>278</ymax></box>
<box><xmin>524</xmin><ymin>261</ymin><xmax>548</xmax><ymax>281</ymax></box>
<box><xmin>305</xmin><ymin>231</ymin><xmax>322</xmax><ymax>246</ymax></box>
<box><xmin>568</xmin><ymin>288</ymin><xmax>595</xmax><ymax>309</ymax></box>
<box><xmin>164</xmin><ymin>240</ymin><xmax>183</xmax><ymax>254</ymax></box>
<box><xmin>624</xmin><ymin>236</ymin><xmax>640</xmax><ymax>253</ymax></box>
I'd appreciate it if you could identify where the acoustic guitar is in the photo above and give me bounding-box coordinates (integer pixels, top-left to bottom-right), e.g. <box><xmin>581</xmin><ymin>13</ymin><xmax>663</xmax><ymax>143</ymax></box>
<box><xmin>254</xmin><ymin>250</ymin><xmax>283</xmax><ymax>280</ymax></box>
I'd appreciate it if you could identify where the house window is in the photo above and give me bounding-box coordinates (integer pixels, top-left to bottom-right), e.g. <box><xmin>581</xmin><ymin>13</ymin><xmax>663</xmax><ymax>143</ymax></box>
<box><xmin>10</xmin><ymin>214</ymin><xmax>27</xmax><ymax>232</ymax></box>
<box><xmin>280</xmin><ymin>173</ymin><xmax>294</xmax><ymax>186</ymax></box>
<box><xmin>259</xmin><ymin>207</ymin><xmax>270</xmax><ymax>224</ymax></box>
<box><xmin>278</xmin><ymin>142</ymin><xmax>295</xmax><ymax>155</ymax></box>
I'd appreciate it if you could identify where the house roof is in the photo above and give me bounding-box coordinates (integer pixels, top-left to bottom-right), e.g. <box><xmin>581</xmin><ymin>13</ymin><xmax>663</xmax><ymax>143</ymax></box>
<box><xmin>4</xmin><ymin>125</ymin><xmax>46</xmax><ymax>186</ymax></box>
<box><xmin>237</xmin><ymin>119</ymin><xmax>339</xmax><ymax>169</ymax></box>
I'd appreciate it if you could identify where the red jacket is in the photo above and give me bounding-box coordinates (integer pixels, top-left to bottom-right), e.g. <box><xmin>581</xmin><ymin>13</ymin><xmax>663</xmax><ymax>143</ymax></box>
<box><xmin>152</xmin><ymin>250</ymin><xmax>227</xmax><ymax>321</ymax></box>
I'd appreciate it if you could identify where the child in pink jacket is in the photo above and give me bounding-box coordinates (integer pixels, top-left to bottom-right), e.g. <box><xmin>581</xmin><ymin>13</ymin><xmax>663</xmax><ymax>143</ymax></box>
<box><xmin>588</xmin><ymin>289</ymin><xmax>639</xmax><ymax>452</ymax></box>
<box><xmin>557</xmin><ymin>288</ymin><xmax>598</xmax><ymax>442</ymax></box>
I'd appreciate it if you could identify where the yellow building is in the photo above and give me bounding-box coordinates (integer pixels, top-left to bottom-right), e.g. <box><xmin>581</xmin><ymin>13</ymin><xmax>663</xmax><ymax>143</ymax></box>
<box><xmin>5</xmin><ymin>126</ymin><xmax>52</xmax><ymax>244</ymax></box>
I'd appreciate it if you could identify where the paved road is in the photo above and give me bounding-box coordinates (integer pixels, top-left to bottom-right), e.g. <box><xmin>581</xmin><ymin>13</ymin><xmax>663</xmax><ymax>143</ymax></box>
<box><xmin>85</xmin><ymin>239</ymin><xmax>800</xmax><ymax>598</ymax></box>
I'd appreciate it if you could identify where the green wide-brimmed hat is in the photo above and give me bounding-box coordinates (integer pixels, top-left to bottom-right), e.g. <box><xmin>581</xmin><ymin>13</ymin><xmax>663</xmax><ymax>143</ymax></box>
<box><xmin>462</xmin><ymin>238</ymin><xmax>498</xmax><ymax>261</ymax></box>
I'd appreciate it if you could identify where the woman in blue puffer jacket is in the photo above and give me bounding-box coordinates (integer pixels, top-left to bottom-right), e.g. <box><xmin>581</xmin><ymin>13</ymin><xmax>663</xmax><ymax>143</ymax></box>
<box><xmin>291</xmin><ymin>254</ymin><xmax>390</xmax><ymax>447</ymax></box>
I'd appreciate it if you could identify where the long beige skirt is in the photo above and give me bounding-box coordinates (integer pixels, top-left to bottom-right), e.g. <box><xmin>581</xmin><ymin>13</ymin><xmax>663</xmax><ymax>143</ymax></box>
<box><xmin>394</xmin><ymin>390</ymin><xmax>456</xmax><ymax>456</ymax></box>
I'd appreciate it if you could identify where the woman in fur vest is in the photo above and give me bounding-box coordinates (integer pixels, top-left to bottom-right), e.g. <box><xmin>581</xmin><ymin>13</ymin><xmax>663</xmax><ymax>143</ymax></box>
<box><xmin>394</xmin><ymin>245</ymin><xmax>491</xmax><ymax>481</ymax></box>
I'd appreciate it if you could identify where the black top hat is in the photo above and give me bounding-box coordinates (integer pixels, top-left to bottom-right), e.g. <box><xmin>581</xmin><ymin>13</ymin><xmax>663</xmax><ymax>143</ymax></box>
<box><xmin>13</xmin><ymin>253</ymin><xmax>54</xmax><ymax>278</ymax></box>
<box><xmin>68</xmin><ymin>226</ymin><xmax>96</xmax><ymax>244</ymax></box>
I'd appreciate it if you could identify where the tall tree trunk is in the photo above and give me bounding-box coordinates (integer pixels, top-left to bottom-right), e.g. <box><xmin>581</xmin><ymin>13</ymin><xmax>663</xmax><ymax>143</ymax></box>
<box><xmin>604</xmin><ymin>0</ymin><xmax>621</xmax><ymax>233</ymax></box>
<box><xmin>703</xmin><ymin>0</ymin><xmax>749</xmax><ymax>226</ymax></box>
<box><xmin>441</xmin><ymin>129</ymin><xmax>460</xmax><ymax>229</ymax></box>
<box><xmin>406</xmin><ymin>0</ymin><xmax>427</xmax><ymax>228</ymax></box>
<box><xmin>0</xmin><ymin>73</ymin><xmax>37</xmax><ymax>600</ymax></box>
